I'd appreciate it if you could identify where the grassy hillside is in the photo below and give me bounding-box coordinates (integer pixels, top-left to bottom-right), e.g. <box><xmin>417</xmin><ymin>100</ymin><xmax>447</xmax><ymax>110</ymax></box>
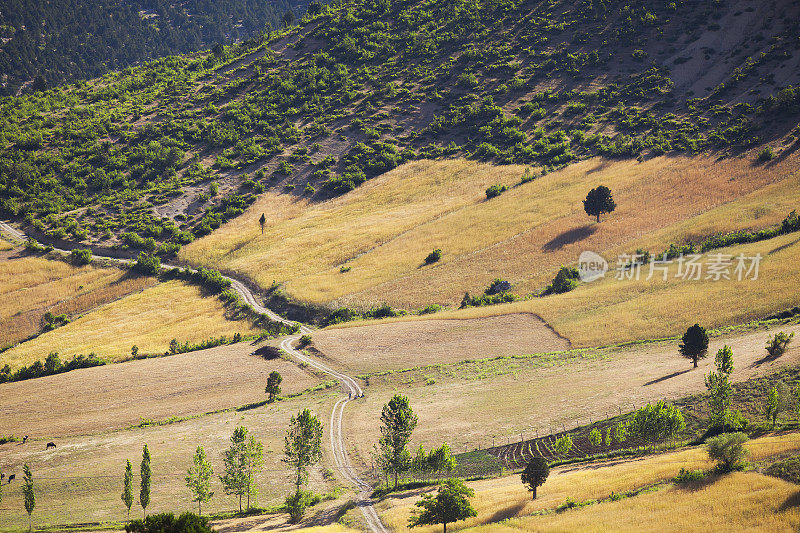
<box><xmin>2</xmin><ymin>0</ymin><xmax>799</xmax><ymax>259</ymax></box>
<box><xmin>0</xmin><ymin>279</ymin><xmax>259</xmax><ymax>369</ymax></box>
<box><xmin>0</xmin><ymin>254</ymin><xmax>156</xmax><ymax>348</ymax></box>
<box><xmin>377</xmin><ymin>433</ymin><xmax>800</xmax><ymax>532</ymax></box>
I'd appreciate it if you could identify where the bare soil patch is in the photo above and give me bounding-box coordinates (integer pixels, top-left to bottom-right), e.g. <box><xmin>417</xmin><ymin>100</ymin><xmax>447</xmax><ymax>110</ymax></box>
<box><xmin>0</xmin><ymin>340</ymin><xmax>325</xmax><ymax>437</ymax></box>
<box><xmin>312</xmin><ymin>313</ymin><xmax>570</xmax><ymax>374</ymax></box>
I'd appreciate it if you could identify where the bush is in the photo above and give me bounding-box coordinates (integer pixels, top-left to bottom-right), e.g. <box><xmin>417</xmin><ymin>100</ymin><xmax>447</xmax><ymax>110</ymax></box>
<box><xmin>419</xmin><ymin>304</ymin><xmax>442</xmax><ymax>315</ymax></box>
<box><xmin>674</xmin><ymin>468</ymin><xmax>706</xmax><ymax>484</ymax></box>
<box><xmin>706</xmin><ymin>432</ymin><xmax>749</xmax><ymax>472</ymax></box>
<box><xmin>758</xmin><ymin>146</ymin><xmax>776</xmax><ymax>161</ymax></box>
<box><xmin>545</xmin><ymin>266</ymin><xmax>580</xmax><ymax>295</ymax></box>
<box><xmin>70</xmin><ymin>248</ymin><xmax>92</xmax><ymax>265</ymax></box>
<box><xmin>326</xmin><ymin>307</ymin><xmax>358</xmax><ymax>325</ymax></box>
<box><xmin>285</xmin><ymin>490</ymin><xmax>314</xmax><ymax>523</ymax></box>
<box><xmin>424</xmin><ymin>248</ymin><xmax>442</xmax><ymax>264</ymax></box>
<box><xmin>298</xmin><ymin>334</ymin><xmax>312</xmax><ymax>347</ymax></box>
<box><xmin>485</xmin><ymin>184</ymin><xmax>508</xmax><ymax>199</ymax></box>
<box><xmin>766</xmin><ymin>331</ymin><xmax>794</xmax><ymax>358</ymax></box>
<box><xmin>133</xmin><ymin>252</ymin><xmax>161</xmax><ymax>276</ymax></box>
<box><xmin>125</xmin><ymin>512</ymin><xmax>214</xmax><ymax>533</ymax></box>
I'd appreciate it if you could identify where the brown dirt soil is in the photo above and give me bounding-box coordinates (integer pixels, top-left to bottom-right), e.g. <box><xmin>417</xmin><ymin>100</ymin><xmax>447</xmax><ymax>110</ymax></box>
<box><xmin>311</xmin><ymin>313</ymin><xmax>570</xmax><ymax>374</ymax></box>
<box><xmin>0</xmin><ymin>340</ymin><xmax>326</xmax><ymax>437</ymax></box>
<box><xmin>338</xmin><ymin>322</ymin><xmax>800</xmax><ymax>472</ymax></box>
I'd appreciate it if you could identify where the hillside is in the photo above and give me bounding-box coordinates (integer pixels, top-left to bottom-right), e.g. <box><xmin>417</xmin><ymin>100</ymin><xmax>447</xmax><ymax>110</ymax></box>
<box><xmin>0</xmin><ymin>0</ymin><xmax>309</xmax><ymax>96</ymax></box>
<box><xmin>1</xmin><ymin>0</ymin><xmax>800</xmax><ymax>266</ymax></box>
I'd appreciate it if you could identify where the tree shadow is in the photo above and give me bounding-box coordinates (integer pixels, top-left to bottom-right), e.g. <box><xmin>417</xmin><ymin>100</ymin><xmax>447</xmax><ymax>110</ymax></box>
<box><xmin>750</xmin><ymin>352</ymin><xmax>783</xmax><ymax>368</ymax></box>
<box><xmin>485</xmin><ymin>500</ymin><xmax>528</xmax><ymax>523</ymax></box>
<box><xmin>542</xmin><ymin>225</ymin><xmax>596</xmax><ymax>252</ymax></box>
<box><xmin>642</xmin><ymin>368</ymin><xmax>693</xmax><ymax>386</ymax></box>
<box><xmin>779</xmin><ymin>491</ymin><xmax>800</xmax><ymax>511</ymax></box>
<box><xmin>674</xmin><ymin>473</ymin><xmax>720</xmax><ymax>493</ymax></box>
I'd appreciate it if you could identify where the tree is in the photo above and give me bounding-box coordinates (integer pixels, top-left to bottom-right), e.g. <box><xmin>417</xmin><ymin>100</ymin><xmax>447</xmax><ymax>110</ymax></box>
<box><xmin>284</xmin><ymin>409</ymin><xmax>323</xmax><ymax>494</ymax></box>
<box><xmin>380</xmin><ymin>394</ymin><xmax>418</xmax><ymax>489</ymax></box>
<box><xmin>259</xmin><ymin>213</ymin><xmax>266</xmax><ymax>235</ymax></box>
<box><xmin>122</xmin><ymin>460</ymin><xmax>134</xmax><ymax>521</ymax></box>
<box><xmin>765</xmin><ymin>385</ymin><xmax>782</xmax><ymax>430</ymax></box>
<box><xmin>266</xmin><ymin>371</ymin><xmax>282</xmax><ymax>402</ymax></box>
<box><xmin>307</xmin><ymin>1</ymin><xmax>324</xmax><ymax>17</ymax></box>
<box><xmin>125</xmin><ymin>512</ymin><xmax>214</xmax><ymax>533</ymax></box>
<box><xmin>428</xmin><ymin>443</ymin><xmax>457</xmax><ymax>480</ymax></box>
<box><xmin>131</xmin><ymin>345</ymin><xmax>139</xmax><ymax>359</ymax></box>
<box><xmin>626</xmin><ymin>400</ymin><xmax>685</xmax><ymax>447</ymax></box>
<box><xmin>22</xmin><ymin>464</ymin><xmax>34</xmax><ymax>531</ymax></box>
<box><xmin>680</xmin><ymin>324</ymin><xmax>709</xmax><ymax>368</ymax></box>
<box><xmin>285</xmin><ymin>490</ymin><xmax>314</xmax><ymax>523</ymax></box>
<box><xmin>409</xmin><ymin>478</ymin><xmax>476</xmax><ymax>533</ymax></box>
<box><xmin>221</xmin><ymin>426</ymin><xmax>249</xmax><ymax>512</ymax></box>
<box><xmin>705</xmin><ymin>345</ymin><xmax>739</xmax><ymax>430</ymax></box>
<box><xmin>412</xmin><ymin>444</ymin><xmax>429</xmax><ymax>481</ymax></box>
<box><xmin>706</xmin><ymin>432</ymin><xmax>749</xmax><ymax>472</ymax></box>
<box><xmin>244</xmin><ymin>435</ymin><xmax>264</xmax><ymax>510</ymax></box>
<box><xmin>553</xmin><ymin>435</ymin><xmax>573</xmax><ymax>456</ymax></box>
<box><xmin>281</xmin><ymin>10</ymin><xmax>296</xmax><ymax>28</ymax></box>
<box><xmin>588</xmin><ymin>427</ymin><xmax>602</xmax><ymax>446</ymax></box>
<box><xmin>521</xmin><ymin>457</ymin><xmax>549</xmax><ymax>499</ymax></box>
<box><xmin>583</xmin><ymin>185</ymin><xmax>616</xmax><ymax>223</ymax></box>
<box><xmin>140</xmin><ymin>444</ymin><xmax>151</xmax><ymax>518</ymax></box>
<box><xmin>766</xmin><ymin>331</ymin><xmax>794</xmax><ymax>358</ymax></box>
<box><xmin>186</xmin><ymin>447</ymin><xmax>214</xmax><ymax>515</ymax></box>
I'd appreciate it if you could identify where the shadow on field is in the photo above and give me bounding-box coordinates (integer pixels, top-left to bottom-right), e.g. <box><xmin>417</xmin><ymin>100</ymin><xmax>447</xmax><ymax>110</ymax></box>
<box><xmin>486</xmin><ymin>500</ymin><xmax>528</xmax><ymax>523</ymax></box>
<box><xmin>779</xmin><ymin>490</ymin><xmax>800</xmax><ymax>511</ymax></box>
<box><xmin>542</xmin><ymin>225</ymin><xmax>596</xmax><ymax>251</ymax></box>
<box><xmin>643</xmin><ymin>368</ymin><xmax>693</xmax><ymax>386</ymax></box>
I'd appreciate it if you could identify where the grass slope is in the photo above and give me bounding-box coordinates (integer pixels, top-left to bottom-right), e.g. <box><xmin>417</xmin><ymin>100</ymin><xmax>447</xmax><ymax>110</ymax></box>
<box><xmin>0</xmin><ymin>280</ymin><xmax>258</xmax><ymax>369</ymax></box>
<box><xmin>0</xmin><ymin>254</ymin><xmax>156</xmax><ymax>348</ymax></box>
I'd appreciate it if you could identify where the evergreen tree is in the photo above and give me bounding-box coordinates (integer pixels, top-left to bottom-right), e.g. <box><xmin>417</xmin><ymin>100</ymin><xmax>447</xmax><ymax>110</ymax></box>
<box><xmin>122</xmin><ymin>459</ymin><xmax>134</xmax><ymax>521</ymax></box>
<box><xmin>140</xmin><ymin>444</ymin><xmax>151</xmax><ymax>518</ymax></box>
<box><xmin>23</xmin><ymin>464</ymin><xmax>35</xmax><ymax>533</ymax></box>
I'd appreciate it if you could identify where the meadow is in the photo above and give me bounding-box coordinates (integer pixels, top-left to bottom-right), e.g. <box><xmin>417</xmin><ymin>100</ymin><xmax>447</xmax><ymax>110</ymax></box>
<box><xmin>0</xmin><ymin>280</ymin><xmax>259</xmax><ymax>369</ymax></box>
<box><xmin>377</xmin><ymin>433</ymin><xmax>800</xmax><ymax>532</ymax></box>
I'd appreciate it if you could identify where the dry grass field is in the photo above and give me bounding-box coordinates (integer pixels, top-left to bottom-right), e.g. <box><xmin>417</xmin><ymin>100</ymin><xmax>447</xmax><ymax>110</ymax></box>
<box><xmin>339</xmin><ymin>321</ymin><xmax>800</xmax><ymax>471</ymax></box>
<box><xmin>339</xmin><ymin>230</ymin><xmax>800</xmax><ymax>347</ymax></box>
<box><xmin>378</xmin><ymin>433</ymin><xmax>800</xmax><ymax>533</ymax></box>
<box><xmin>0</xmin><ymin>387</ymin><xmax>340</xmax><ymax>530</ymax></box>
<box><xmin>0</xmin><ymin>255</ymin><xmax>156</xmax><ymax>348</ymax></box>
<box><xmin>0</xmin><ymin>339</ymin><xmax>327</xmax><ymax>437</ymax></box>
<box><xmin>181</xmin><ymin>154</ymin><xmax>799</xmax><ymax>310</ymax></box>
<box><xmin>311</xmin><ymin>314</ymin><xmax>569</xmax><ymax>374</ymax></box>
<box><xmin>0</xmin><ymin>280</ymin><xmax>259</xmax><ymax>369</ymax></box>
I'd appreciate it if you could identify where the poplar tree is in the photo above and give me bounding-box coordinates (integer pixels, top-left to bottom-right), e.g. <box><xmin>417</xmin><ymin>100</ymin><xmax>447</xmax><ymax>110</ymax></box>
<box><xmin>140</xmin><ymin>444</ymin><xmax>151</xmax><ymax>518</ymax></box>
<box><xmin>122</xmin><ymin>459</ymin><xmax>133</xmax><ymax>521</ymax></box>
<box><xmin>186</xmin><ymin>446</ymin><xmax>214</xmax><ymax>515</ymax></box>
<box><xmin>23</xmin><ymin>464</ymin><xmax>34</xmax><ymax>533</ymax></box>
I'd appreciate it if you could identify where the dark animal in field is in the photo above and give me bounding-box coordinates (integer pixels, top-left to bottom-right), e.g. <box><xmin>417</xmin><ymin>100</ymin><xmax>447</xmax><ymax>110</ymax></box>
<box><xmin>1</xmin><ymin>472</ymin><xmax>4</xmax><ymax>479</ymax></box>
<box><xmin>46</xmin><ymin>441</ymin><xmax>56</xmax><ymax>449</ymax></box>
<box><xmin>22</xmin><ymin>435</ymin><xmax>28</xmax><ymax>443</ymax></box>
<box><xmin>7</xmin><ymin>474</ymin><xmax>14</xmax><ymax>482</ymax></box>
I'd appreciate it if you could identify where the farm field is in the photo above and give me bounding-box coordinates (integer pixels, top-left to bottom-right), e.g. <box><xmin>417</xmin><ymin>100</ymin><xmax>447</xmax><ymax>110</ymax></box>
<box><xmin>181</xmin><ymin>154</ymin><xmax>800</xmax><ymax>310</ymax></box>
<box><xmin>311</xmin><ymin>313</ymin><xmax>569</xmax><ymax>375</ymax></box>
<box><xmin>377</xmin><ymin>432</ymin><xmax>800</xmax><ymax>532</ymax></box>
<box><xmin>0</xmin><ymin>339</ymin><xmax>327</xmax><ymax>437</ymax></box>
<box><xmin>0</xmin><ymin>384</ymin><xmax>342</xmax><ymax>530</ymax></box>
<box><xmin>0</xmin><ymin>254</ymin><xmax>156</xmax><ymax>349</ymax></box>
<box><xmin>340</xmin><ymin>230</ymin><xmax>800</xmax><ymax>347</ymax></box>
<box><xmin>336</xmin><ymin>321</ymin><xmax>800</xmax><ymax>470</ymax></box>
<box><xmin>0</xmin><ymin>280</ymin><xmax>260</xmax><ymax>370</ymax></box>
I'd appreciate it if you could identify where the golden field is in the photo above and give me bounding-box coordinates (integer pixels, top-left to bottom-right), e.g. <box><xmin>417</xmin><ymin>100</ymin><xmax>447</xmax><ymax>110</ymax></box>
<box><xmin>181</xmin><ymin>154</ymin><xmax>799</xmax><ymax>311</ymax></box>
<box><xmin>0</xmin><ymin>255</ymin><xmax>156</xmax><ymax>348</ymax></box>
<box><xmin>0</xmin><ymin>280</ymin><xmax>258</xmax><ymax>369</ymax></box>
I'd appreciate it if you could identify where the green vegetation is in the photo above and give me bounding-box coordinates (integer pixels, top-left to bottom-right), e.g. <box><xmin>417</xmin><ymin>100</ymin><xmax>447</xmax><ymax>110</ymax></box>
<box><xmin>380</xmin><ymin>394</ymin><xmax>418</xmax><ymax>489</ymax></box>
<box><xmin>706</xmin><ymin>432</ymin><xmax>749</xmax><ymax>472</ymax></box>
<box><xmin>140</xmin><ymin>444</ymin><xmax>151</xmax><ymax>518</ymax></box>
<box><xmin>680</xmin><ymin>324</ymin><xmax>709</xmax><ymax>368</ymax></box>
<box><xmin>521</xmin><ymin>457</ymin><xmax>550</xmax><ymax>499</ymax></box>
<box><xmin>266</xmin><ymin>371</ymin><xmax>283</xmax><ymax>402</ymax></box>
<box><xmin>0</xmin><ymin>352</ymin><xmax>106</xmax><ymax>384</ymax></box>
<box><xmin>283</xmin><ymin>409</ymin><xmax>323</xmax><ymax>521</ymax></box>
<box><xmin>408</xmin><ymin>477</ymin><xmax>477</xmax><ymax>533</ymax></box>
<box><xmin>583</xmin><ymin>185</ymin><xmax>616</xmax><ymax>223</ymax></box>
<box><xmin>185</xmin><ymin>447</ymin><xmax>214</xmax><ymax>516</ymax></box>
<box><xmin>122</xmin><ymin>460</ymin><xmax>134</xmax><ymax>521</ymax></box>
<box><xmin>124</xmin><ymin>512</ymin><xmax>215</xmax><ymax>533</ymax></box>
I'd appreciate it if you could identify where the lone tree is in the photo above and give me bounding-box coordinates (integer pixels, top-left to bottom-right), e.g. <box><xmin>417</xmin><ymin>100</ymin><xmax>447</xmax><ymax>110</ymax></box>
<box><xmin>409</xmin><ymin>478</ymin><xmax>476</xmax><ymax>533</ymax></box>
<box><xmin>221</xmin><ymin>426</ymin><xmax>249</xmax><ymax>512</ymax></box>
<box><xmin>259</xmin><ymin>213</ymin><xmax>266</xmax><ymax>235</ymax></box>
<box><xmin>583</xmin><ymin>185</ymin><xmax>616</xmax><ymax>223</ymax></box>
<box><xmin>706</xmin><ymin>432</ymin><xmax>749</xmax><ymax>472</ymax></box>
<box><xmin>186</xmin><ymin>446</ymin><xmax>214</xmax><ymax>515</ymax></box>
<box><xmin>680</xmin><ymin>323</ymin><xmax>709</xmax><ymax>368</ymax></box>
<box><xmin>380</xmin><ymin>394</ymin><xmax>418</xmax><ymax>489</ymax></box>
<box><xmin>122</xmin><ymin>460</ymin><xmax>134</xmax><ymax>521</ymax></box>
<box><xmin>284</xmin><ymin>409</ymin><xmax>323</xmax><ymax>492</ymax></box>
<box><xmin>23</xmin><ymin>464</ymin><xmax>34</xmax><ymax>532</ymax></box>
<box><xmin>140</xmin><ymin>445</ymin><xmax>151</xmax><ymax>519</ymax></box>
<box><xmin>521</xmin><ymin>457</ymin><xmax>549</xmax><ymax>499</ymax></box>
<box><xmin>765</xmin><ymin>385</ymin><xmax>782</xmax><ymax>430</ymax></box>
<box><xmin>266</xmin><ymin>371</ymin><xmax>282</xmax><ymax>402</ymax></box>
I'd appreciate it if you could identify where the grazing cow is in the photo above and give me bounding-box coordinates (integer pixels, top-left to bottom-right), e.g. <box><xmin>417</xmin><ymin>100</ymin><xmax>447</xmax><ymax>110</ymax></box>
<box><xmin>1</xmin><ymin>472</ymin><xmax>4</xmax><ymax>480</ymax></box>
<box><xmin>46</xmin><ymin>441</ymin><xmax>56</xmax><ymax>449</ymax></box>
<box><xmin>7</xmin><ymin>474</ymin><xmax>14</xmax><ymax>482</ymax></box>
<box><xmin>22</xmin><ymin>435</ymin><xmax>28</xmax><ymax>444</ymax></box>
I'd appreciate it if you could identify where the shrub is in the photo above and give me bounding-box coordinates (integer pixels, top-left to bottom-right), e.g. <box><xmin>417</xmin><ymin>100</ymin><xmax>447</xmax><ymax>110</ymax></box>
<box><xmin>758</xmin><ymin>146</ymin><xmax>776</xmax><ymax>161</ymax></box>
<box><xmin>545</xmin><ymin>266</ymin><xmax>579</xmax><ymax>294</ymax></box>
<box><xmin>553</xmin><ymin>435</ymin><xmax>573</xmax><ymax>456</ymax></box>
<box><xmin>125</xmin><ymin>512</ymin><xmax>214</xmax><ymax>533</ymax></box>
<box><xmin>298</xmin><ymin>334</ymin><xmax>312</xmax><ymax>347</ymax></box>
<box><xmin>674</xmin><ymin>468</ymin><xmax>706</xmax><ymax>484</ymax></box>
<box><xmin>419</xmin><ymin>304</ymin><xmax>442</xmax><ymax>315</ymax></box>
<box><xmin>133</xmin><ymin>253</ymin><xmax>161</xmax><ymax>276</ymax></box>
<box><xmin>424</xmin><ymin>248</ymin><xmax>442</xmax><ymax>264</ymax></box>
<box><xmin>485</xmin><ymin>279</ymin><xmax>511</xmax><ymax>295</ymax></box>
<box><xmin>285</xmin><ymin>490</ymin><xmax>315</xmax><ymax>523</ymax></box>
<box><xmin>327</xmin><ymin>307</ymin><xmax>358</xmax><ymax>325</ymax></box>
<box><xmin>70</xmin><ymin>248</ymin><xmax>92</xmax><ymax>265</ymax></box>
<box><xmin>706</xmin><ymin>432</ymin><xmax>749</xmax><ymax>472</ymax></box>
<box><xmin>485</xmin><ymin>184</ymin><xmax>508</xmax><ymax>199</ymax></box>
<box><xmin>766</xmin><ymin>331</ymin><xmax>794</xmax><ymax>358</ymax></box>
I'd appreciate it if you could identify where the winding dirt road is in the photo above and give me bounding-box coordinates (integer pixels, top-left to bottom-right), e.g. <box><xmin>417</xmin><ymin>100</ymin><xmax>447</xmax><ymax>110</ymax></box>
<box><xmin>0</xmin><ymin>220</ymin><xmax>387</xmax><ymax>533</ymax></box>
